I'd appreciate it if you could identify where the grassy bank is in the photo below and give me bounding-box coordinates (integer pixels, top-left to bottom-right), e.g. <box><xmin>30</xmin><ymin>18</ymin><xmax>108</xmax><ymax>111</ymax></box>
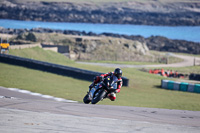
<box><xmin>1</xmin><ymin>62</ymin><xmax>200</xmax><ymax>111</ymax></box>
<box><xmin>0</xmin><ymin>63</ymin><xmax>89</xmax><ymax>101</ymax></box>
<box><xmin>1</xmin><ymin>47</ymin><xmax>200</xmax><ymax>111</ymax></box>
<box><xmin>9</xmin><ymin>47</ymin><xmax>74</xmax><ymax>66</ymax></box>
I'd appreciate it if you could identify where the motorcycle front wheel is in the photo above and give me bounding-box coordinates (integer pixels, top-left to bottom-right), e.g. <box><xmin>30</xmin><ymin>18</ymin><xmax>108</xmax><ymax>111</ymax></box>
<box><xmin>91</xmin><ymin>89</ymin><xmax>106</xmax><ymax>104</ymax></box>
<box><xmin>83</xmin><ymin>94</ymin><xmax>91</xmax><ymax>104</ymax></box>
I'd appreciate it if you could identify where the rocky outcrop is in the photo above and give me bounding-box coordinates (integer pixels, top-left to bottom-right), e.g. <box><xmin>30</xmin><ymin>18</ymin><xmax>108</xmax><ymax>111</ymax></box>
<box><xmin>90</xmin><ymin>32</ymin><xmax>200</xmax><ymax>55</ymax></box>
<box><xmin>1</xmin><ymin>27</ymin><xmax>200</xmax><ymax>55</ymax></box>
<box><xmin>145</xmin><ymin>36</ymin><xmax>200</xmax><ymax>54</ymax></box>
<box><xmin>71</xmin><ymin>37</ymin><xmax>149</xmax><ymax>61</ymax></box>
<box><xmin>0</xmin><ymin>0</ymin><xmax>200</xmax><ymax>26</ymax></box>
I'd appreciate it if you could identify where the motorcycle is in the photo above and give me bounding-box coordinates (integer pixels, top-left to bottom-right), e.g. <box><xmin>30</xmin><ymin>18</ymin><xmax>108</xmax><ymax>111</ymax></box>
<box><xmin>83</xmin><ymin>75</ymin><xmax>118</xmax><ymax>104</ymax></box>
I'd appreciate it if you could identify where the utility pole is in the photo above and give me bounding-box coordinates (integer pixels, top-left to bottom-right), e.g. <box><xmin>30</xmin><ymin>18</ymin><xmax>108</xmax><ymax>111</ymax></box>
<box><xmin>7</xmin><ymin>35</ymin><xmax>9</xmax><ymax>54</ymax></box>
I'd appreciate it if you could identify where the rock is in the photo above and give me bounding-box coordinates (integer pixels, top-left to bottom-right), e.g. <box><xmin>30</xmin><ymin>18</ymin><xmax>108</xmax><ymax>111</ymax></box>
<box><xmin>145</xmin><ymin>36</ymin><xmax>200</xmax><ymax>54</ymax></box>
<box><xmin>0</xmin><ymin>1</ymin><xmax>200</xmax><ymax>26</ymax></box>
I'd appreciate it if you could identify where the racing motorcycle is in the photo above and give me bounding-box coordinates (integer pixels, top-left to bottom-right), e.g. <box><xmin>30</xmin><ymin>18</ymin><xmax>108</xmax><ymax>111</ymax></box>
<box><xmin>83</xmin><ymin>75</ymin><xmax>118</xmax><ymax>104</ymax></box>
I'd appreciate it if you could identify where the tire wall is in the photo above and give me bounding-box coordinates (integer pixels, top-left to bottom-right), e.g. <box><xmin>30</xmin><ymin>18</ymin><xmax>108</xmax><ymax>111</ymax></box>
<box><xmin>161</xmin><ymin>80</ymin><xmax>200</xmax><ymax>93</ymax></box>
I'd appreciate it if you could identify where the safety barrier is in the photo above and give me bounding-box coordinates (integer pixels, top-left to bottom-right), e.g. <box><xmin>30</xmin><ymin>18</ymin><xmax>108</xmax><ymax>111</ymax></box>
<box><xmin>161</xmin><ymin>80</ymin><xmax>169</xmax><ymax>89</ymax></box>
<box><xmin>167</xmin><ymin>81</ymin><xmax>174</xmax><ymax>90</ymax></box>
<box><xmin>194</xmin><ymin>84</ymin><xmax>200</xmax><ymax>93</ymax></box>
<box><xmin>161</xmin><ymin>80</ymin><xmax>200</xmax><ymax>93</ymax></box>
<box><xmin>0</xmin><ymin>54</ymin><xmax>129</xmax><ymax>86</ymax></box>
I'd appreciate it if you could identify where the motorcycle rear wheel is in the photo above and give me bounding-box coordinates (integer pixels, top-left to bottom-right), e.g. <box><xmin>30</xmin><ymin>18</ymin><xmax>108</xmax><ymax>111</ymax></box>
<box><xmin>91</xmin><ymin>89</ymin><xmax>106</xmax><ymax>104</ymax></box>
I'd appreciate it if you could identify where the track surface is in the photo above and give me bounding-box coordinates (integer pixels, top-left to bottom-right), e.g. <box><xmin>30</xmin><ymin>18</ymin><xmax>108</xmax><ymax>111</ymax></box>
<box><xmin>0</xmin><ymin>86</ymin><xmax>200</xmax><ymax>133</ymax></box>
<box><xmin>77</xmin><ymin>54</ymin><xmax>200</xmax><ymax>68</ymax></box>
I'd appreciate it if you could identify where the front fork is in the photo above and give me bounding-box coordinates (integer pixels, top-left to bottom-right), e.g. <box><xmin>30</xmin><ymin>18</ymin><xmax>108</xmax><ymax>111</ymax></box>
<box><xmin>88</xmin><ymin>87</ymin><xmax>96</xmax><ymax>101</ymax></box>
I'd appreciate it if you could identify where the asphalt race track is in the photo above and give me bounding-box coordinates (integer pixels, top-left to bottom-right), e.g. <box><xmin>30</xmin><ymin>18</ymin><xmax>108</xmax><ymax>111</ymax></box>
<box><xmin>77</xmin><ymin>54</ymin><xmax>200</xmax><ymax>68</ymax></box>
<box><xmin>0</xmin><ymin>86</ymin><xmax>200</xmax><ymax>133</ymax></box>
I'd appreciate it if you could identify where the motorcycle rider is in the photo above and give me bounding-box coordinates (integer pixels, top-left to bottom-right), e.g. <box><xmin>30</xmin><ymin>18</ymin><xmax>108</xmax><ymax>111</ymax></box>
<box><xmin>89</xmin><ymin>68</ymin><xmax>123</xmax><ymax>101</ymax></box>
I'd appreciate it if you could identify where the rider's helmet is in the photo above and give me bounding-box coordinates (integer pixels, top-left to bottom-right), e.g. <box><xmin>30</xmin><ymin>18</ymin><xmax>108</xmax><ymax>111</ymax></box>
<box><xmin>114</xmin><ymin>68</ymin><xmax>122</xmax><ymax>79</ymax></box>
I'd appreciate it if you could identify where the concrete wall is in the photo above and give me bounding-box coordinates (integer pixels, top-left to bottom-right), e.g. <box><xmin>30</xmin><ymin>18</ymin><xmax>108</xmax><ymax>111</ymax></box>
<box><xmin>10</xmin><ymin>43</ymin><xmax>41</xmax><ymax>49</ymax></box>
<box><xmin>41</xmin><ymin>44</ymin><xmax>70</xmax><ymax>53</ymax></box>
<box><xmin>10</xmin><ymin>43</ymin><xmax>71</xmax><ymax>53</ymax></box>
<box><xmin>43</xmin><ymin>47</ymin><xmax>58</xmax><ymax>52</ymax></box>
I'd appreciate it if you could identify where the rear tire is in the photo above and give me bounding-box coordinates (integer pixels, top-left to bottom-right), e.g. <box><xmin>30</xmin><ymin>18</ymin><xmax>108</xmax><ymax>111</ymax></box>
<box><xmin>91</xmin><ymin>89</ymin><xmax>106</xmax><ymax>104</ymax></box>
<box><xmin>83</xmin><ymin>94</ymin><xmax>91</xmax><ymax>104</ymax></box>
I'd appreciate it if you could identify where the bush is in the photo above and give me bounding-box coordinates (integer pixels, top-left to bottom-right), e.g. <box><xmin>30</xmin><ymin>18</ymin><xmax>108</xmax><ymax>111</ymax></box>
<box><xmin>26</xmin><ymin>32</ymin><xmax>37</xmax><ymax>42</ymax></box>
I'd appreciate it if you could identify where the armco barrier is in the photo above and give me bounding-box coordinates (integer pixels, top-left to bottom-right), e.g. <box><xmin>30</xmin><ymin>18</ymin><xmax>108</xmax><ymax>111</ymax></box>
<box><xmin>0</xmin><ymin>54</ymin><xmax>129</xmax><ymax>86</ymax></box>
<box><xmin>161</xmin><ymin>79</ymin><xmax>200</xmax><ymax>94</ymax></box>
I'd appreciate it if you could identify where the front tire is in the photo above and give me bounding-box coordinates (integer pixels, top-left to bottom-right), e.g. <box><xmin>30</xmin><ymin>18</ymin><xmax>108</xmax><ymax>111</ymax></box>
<box><xmin>83</xmin><ymin>94</ymin><xmax>91</xmax><ymax>104</ymax></box>
<box><xmin>91</xmin><ymin>89</ymin><xmax>106</xmax><ymax>104</ymax></box>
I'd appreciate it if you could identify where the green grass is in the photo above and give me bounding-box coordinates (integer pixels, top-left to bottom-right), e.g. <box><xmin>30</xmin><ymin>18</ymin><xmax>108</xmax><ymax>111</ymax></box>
<box><xmin>2</xmin><ymin>47</ymin><xmax>200</xmax><ymax>111</ymax></box>
<box><xmin>1</xmin><ymin>62</ymin><xmax>200</xmax><ymax>111</ymax></box>
<box><xmin>0</xmin><ymin>62</ymin><xmax>90</xmax><ymax>101</ymax></box>
<box><xmin>9</xmin><ymin>47</ymin><xmax>74</xmax><ymax>66</ymax></box>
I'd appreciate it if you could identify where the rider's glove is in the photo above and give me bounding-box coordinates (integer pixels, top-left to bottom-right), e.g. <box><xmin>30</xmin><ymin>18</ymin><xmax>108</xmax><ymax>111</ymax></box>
<box><xmin>100</xmin><ymin>76</ymin><xmax>104</xmax><ymax>81</ymax></box>
<box><xmin>89</xmin><ymin>83</ymin><xmax>94</xmax><ymax>89</ymax></box>
<box><xmin>94</xmin><ymin>76</ymin><xmax>98</xmax><ymax>81</ymax></box>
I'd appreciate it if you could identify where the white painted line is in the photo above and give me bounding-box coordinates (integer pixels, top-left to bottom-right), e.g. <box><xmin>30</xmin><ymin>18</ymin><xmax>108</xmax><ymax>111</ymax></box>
<box><xmin>5</xmin><ymin>87</ymin><xmax>77</xmax><ymax>103</ymax></box>
<box><xmin>8</xmin><ymin>88</ymin><xmax>20</xmax><ymax>91</ymax></box>
<box><xmin>30</xmin><ymin>93</ymin><xmax>42</xmax><ymax>96</ymax></box>
<box><xmin>65</xmin><ymin>100</ymin><xmax>78</xmax><ymax>103</ymax></box>
<box><xmin>54</xmin><ymin>98</ymin><xmax>77</xmax><ymax>103</ymax></box>
<box><xmin>42</xmin><ymin>95</ymin><xmax>54</xmax><ymax>99</ymax></box>
<box><xmin>54</xmin><ymin>98</ymin><xmax>66</xmax><ymax>102</ymax></box>
<box><xmin>18</xmin><ymin>90</ymin><xmax>31</xmax><ymax>93</ymax></box>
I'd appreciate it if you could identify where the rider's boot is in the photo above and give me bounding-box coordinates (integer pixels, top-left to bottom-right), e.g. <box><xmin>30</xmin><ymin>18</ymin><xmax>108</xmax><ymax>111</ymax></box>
<box><xmin>107</xmin><ymin>92</ymin><xmax>116</xmax><ymax>101</ymax></box>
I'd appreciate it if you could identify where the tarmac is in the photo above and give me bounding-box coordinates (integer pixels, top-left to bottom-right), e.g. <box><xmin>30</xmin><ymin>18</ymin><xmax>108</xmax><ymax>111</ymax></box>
<box><xmin>76</xmin><ymin>54</ymin><xmax>200</xmax><ymax>68</ymax></box>
<box><xmin>0</xmin><ymin>86</ymin><xmax>200</xmax><ymax>133</ymax></box>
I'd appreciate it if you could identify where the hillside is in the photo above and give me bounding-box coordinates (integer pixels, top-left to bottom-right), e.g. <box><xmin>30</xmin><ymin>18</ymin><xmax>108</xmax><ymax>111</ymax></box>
<box><xmin>7</xmin><ymin>31</ymin><xmax>151</xmax><ymax>62</ymax></box>
<box><xmin>1</xmin><ymin>27</ymin><xmax>200</xmax><ymax>55</ymax></box>
<box><xmin>0</xmin><ymin>0</ymin><xmax>200</xmax><ymax>26</ymax></box>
